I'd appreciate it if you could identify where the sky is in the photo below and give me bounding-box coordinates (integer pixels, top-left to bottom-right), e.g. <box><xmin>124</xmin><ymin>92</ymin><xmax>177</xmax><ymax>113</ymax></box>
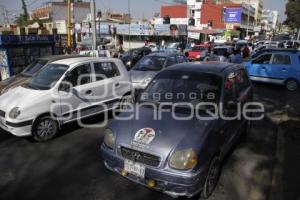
<box><xmin>0</xmin><ymin>0</ymin><xmax>287</xmax><ymax>23</ymax></box>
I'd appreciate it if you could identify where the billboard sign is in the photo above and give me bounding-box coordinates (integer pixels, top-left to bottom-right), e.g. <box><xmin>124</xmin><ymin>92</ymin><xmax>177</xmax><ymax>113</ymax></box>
<box><xmin>224</xmin><ymin>8</ymin><xmax>242</xmax><ymax>23</ymax></box>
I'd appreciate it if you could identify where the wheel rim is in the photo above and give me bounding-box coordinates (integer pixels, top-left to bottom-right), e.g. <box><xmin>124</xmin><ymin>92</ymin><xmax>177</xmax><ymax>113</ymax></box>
<box><xmin>36</xmin><ymin>119</ymin><xmax>56</xmax><ymax>139</ymax></box>
<box><xmin>287</xmin><ymin>80</ymin><xmax>297</xmax><ymax>91</ymax></box>
<box><xmin>206</xmin><ymin>158</ymin><xmax>220</xmax><ymax>196</ymax></box>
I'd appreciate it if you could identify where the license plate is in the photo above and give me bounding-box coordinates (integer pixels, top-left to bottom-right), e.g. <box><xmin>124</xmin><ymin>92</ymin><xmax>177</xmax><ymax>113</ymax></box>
<box><xmin>124</xmin><ymin>159</ymin><xmax>145</xmax><ymax>178</ymax></box>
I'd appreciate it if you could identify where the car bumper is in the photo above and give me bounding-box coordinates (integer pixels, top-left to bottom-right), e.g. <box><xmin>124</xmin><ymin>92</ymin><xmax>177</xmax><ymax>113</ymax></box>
<box><xmin>101</xmin><ymin>145</ymin><xmax>208</xmax><ymax>198</ymax></box>
<box><xmin>0</xmin><ymin>118</ymin><xmax>32</xmax><ymax>136</ymax></box>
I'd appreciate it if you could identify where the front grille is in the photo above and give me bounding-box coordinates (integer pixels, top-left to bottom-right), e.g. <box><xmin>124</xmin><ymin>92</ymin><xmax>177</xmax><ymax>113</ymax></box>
<box><xmin>0</xmin><ymin>110</ymin><xmax>5</xmax><ymax>118</ymax></box>
<box><xmin>121</xmin><ymin>147</ymin><xmax>161</xmax><ymax>167</ymax></box>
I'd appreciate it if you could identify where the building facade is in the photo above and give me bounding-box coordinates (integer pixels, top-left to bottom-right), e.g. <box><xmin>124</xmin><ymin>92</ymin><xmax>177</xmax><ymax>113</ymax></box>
<box><xmin>229</xmin><ymin>0</ymin><xmax>263</xmax><ymax>25</ymax></box>
<box><xmin>261</xmin><ymin>9</ymin><xmax>279</xmax><ymax>31</ymax></box>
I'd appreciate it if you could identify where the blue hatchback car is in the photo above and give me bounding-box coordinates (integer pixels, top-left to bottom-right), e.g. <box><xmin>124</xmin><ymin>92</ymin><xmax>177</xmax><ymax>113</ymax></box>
<box><xmin>244</xmin><ymin>51</ymin><xmax>300</xmax><ymax>91</ymax></box>
<box><xmin>101</xmin><ymin>63</ymin><xmax>253</xmax><ymax>198</ymax></box>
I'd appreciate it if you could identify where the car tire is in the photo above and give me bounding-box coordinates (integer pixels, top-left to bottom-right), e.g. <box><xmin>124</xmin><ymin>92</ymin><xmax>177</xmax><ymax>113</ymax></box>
<box><xmin>285</xmin><ymin>79</ymin><xmax>298</xmax><ymax>91</ymax></box>
<box><xmin>32</xmin><ymin>116</ymin><xmax>58</xmax><ymax>142</ymax></box>
<box><xmin>201</xmin><ymin>155</ymin><xmax>221</xmax><ymax>199</ymax></box>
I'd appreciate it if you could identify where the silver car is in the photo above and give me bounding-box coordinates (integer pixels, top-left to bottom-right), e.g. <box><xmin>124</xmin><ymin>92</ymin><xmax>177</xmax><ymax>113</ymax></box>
<box><xmin>130</xmin><ymin>52</ymin><xmax>188</xmax><ymax>90</ymax></box>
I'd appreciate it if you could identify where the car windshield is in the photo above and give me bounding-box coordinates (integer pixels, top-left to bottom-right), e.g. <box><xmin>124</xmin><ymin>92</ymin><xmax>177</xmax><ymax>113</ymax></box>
<box><xmin>139</xmin><ymin>71</ymin><xmax>221</xmax><ymax>104</ymax></box>
<box><xmin>25</xmin><ymin>64</ymin><xmax>69</xmax><ymax>90</ymax></box>
<box><xmin>192</xmin><ymin>46</ymin><xmax>206</xmax><ymax>51</ymax></box>
<box><xmin>21</xmin><ymin>59</ymin><xmax>48</xmax><ymax>76</ymax></box>
<box><xmin>214</xmin><ymin>48</ymin><xmax>228</xmax><ymax>56</ymax></box>
<box><xmin>166</xmin><ymin>43</ymin><xmax>179</xmax><ymax>49</ymax></box>
<box><xmin>133</xmin><ymin>56</ymin><xmax>166</xmax><ymax>71</ymax></box>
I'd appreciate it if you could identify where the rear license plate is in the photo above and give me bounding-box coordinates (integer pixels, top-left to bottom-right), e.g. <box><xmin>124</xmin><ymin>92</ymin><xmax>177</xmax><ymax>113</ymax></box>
<box><xmin>124</xmin><ymin>159</ymin><xmax>145</xmax><ymax>178</ymax></box>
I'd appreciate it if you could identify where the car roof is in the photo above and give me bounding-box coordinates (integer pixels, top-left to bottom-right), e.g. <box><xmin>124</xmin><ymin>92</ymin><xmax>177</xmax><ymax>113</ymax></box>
<box><xmin>164</xmin><ymin>62</ymin><xmax>240</xmax><ymax>75</ymax></box>
<box><xmin>148</xmin><ymin>52</ymin><xmax>182</xmax><ymax>57</ymax></box>
<box><xmin>39</xmin><ymin>55</ymin><xmax>89</xmax><ymax>62</ymax></box>
<box><xmin>261</xmin><ymin>48</ymin><xmax>300</xmax><ymax>53</ymax></box>
<box><xmin>51</xmin><ymin>57</ymin><xmax>120</xmax><ymax>65</ymax></box>
<box><xmin>214</xmin><ymin>46</ymin><xmax>232</xmax><ymax>49</ymax></box>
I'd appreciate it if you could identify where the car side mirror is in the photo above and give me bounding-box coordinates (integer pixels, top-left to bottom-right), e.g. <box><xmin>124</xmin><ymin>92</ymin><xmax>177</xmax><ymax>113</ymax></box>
<box><xmin>59</xmin><ymin>82</ymin><xmax>71</xmax><ymax>92</ymax></box>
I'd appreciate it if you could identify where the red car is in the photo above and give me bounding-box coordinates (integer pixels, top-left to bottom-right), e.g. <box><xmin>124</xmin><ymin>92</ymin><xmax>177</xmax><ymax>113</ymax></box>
<box><xmin>187</xmin><ymin>44</ymin><xmax>209</xmax><ymax>61</ymax></box>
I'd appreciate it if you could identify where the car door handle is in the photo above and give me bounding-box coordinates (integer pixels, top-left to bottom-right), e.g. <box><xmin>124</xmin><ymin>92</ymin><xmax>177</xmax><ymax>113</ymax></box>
<box><xmin>85</xmin><ymin>90</ymin><xmax>93</xmax><ymax>95</ymax></box>
<box><xmin>115</xmin><ymin>83</ymin><xmax>120</xmax><ymax>88</ymax></box>
<box><xmin>282</xmin><ymin>68</ymin><xmax>287</xmax><ymax>72</ymax></box>
<box><xmin>261</xmin><ymin>66</ymin><xmax>266</xmax><ymax>69</ymax></box>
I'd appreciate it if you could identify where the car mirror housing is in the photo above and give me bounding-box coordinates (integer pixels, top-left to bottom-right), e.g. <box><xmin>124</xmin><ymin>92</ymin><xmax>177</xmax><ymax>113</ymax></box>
<box><xmin>58</xmin><ymin>82</ymin><xmax>71</xmax><ymax>92</ymax></box>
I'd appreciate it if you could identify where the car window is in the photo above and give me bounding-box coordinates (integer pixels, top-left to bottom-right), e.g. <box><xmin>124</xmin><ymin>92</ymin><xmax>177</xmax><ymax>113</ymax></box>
<box><xmin>166</xmin><ymin>56</ymin><xmax>177</xmax><ymax>67</ymax></box>
<box><xmin>252</xmin><ymin>54</ymin><xmax>272</xmax><ymax>64</ymax></box>
<box><xmin>65</xmin><ymin>64</ymin><xmax>92</xmax><ymax>87</ymax></box>
<box><xmin>177</xmin><ymin>55</ymin><xmax>187</xmax><ymax>63</ymax></box>
<box><xmin>93</xmin><ymin>62</ymin><xmax>120</xmax><ymax>81</ymax></box>
<box><xmin>272</xmin><ymin>54</ymin><xmax>291</xmax><ymax>65</ymax></box>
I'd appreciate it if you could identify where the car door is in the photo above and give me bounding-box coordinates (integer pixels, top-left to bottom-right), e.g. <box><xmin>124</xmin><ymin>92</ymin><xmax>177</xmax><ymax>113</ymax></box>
<box><xmin>248</xmin><ymin>53</ymin><xmax>272</xmax><ymax>78</ymax></box>
<box><xmin>58</xmin><ymin>63</ymin><xmax>94</xmax><ymax>123</ymax></box>
<box><xmin>269</xmin><ymin>53</ymin><xmax>292</xmax><ymax>81</ymax></box>
<box><xmin>91</xmin><ymin>61</ymin><xmax>123</xmax><ymax>110</ymax></box>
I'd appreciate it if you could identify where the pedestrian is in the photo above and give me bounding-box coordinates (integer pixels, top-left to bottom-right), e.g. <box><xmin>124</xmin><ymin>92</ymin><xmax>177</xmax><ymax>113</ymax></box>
<box><xmin>242</xmin><ymin>45</ymin><xmax>250</xmax><ymax>59</ymax></box>
<box><xmin>229</xmin><ymin>49</ymin><xmax>242</xmax><ymax>64</ymax></box>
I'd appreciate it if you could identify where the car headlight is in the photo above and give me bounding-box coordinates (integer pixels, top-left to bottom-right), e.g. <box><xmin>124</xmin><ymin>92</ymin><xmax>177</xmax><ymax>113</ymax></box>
<box><xmin>9</xmin><ymin>107</ymin><xmax>21</xmax><ymax>119</ymax></box>
<box><xmin>141</xmin><ymin>77</ymin><xmax>152</xmax><ymax>86</ymax></box>
<box><xmin>169</xmin><ymin>149</ymin><xmax>198</xmax><ymax>170</ymax></box>
<box><xmin>126</xmin><ymin>61</ymin><xmax>132</xmax><ymax>66</ymax></box>
<box><xmin>104</xmin><ymin>129</ymin><xmax>115</xmax><ymax>149</ymax></box>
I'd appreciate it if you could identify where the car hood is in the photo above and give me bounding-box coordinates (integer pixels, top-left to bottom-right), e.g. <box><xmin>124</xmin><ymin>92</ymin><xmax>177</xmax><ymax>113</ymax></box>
<box><xmin>0</xmin><ymin>75</ymin><xmax>29</xmax><ymax>95</ymax></box>
<box><xmin>0</xmin><ymin>86</ymin><xmax>49</xmax><ymax>112</ymax></box>
<box><xmin>111</xmin><ymin>105</ymin><xmax>215</xmax><ymax>162</ymax></box>
<box><xmin>129</xmin><ymin>70</ymin><xmax>159</xmax><ymax>83</ymax></box>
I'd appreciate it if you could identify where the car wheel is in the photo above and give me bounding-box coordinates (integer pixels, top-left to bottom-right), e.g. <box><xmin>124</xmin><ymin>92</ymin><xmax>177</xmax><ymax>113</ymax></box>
<box><xmin>32</xmin><ymin>116</ymin><xmax>58</xmax><ymax>142</ymax></box>
<box><xmin>285</xmin><ymin>79</ymin><xmax>298</xmax><ymax>91</ymax></box>
<box><xmin>201</xmin><ymin>156</ymin><xmax>221</xmax><ymax>199</ymax></box>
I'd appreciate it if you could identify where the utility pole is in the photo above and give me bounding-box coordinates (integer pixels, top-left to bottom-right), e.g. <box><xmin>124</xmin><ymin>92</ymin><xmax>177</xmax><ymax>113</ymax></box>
<box><xmin>246</xmin><ymin>0</ymin><xmax>250</xmax><ymax>38</ymax></box>
<box><xmin>90</xmin><ymin>0</ymin><xmax>97</xmax><ymax>50</ymax></box>
<box><xmin>128</xmin><ymin>0</ymin><xmax>131</xmax><ymax>50</ymax></box>
<box><xmin>21</xmin><ymin>0</ymin><xmax>28</xmax><ymax>19</ymax></box>
<box><xmin>67</xmin><ymin>0</ymin><xmax>72</xmax><ymax>53</ymax></box>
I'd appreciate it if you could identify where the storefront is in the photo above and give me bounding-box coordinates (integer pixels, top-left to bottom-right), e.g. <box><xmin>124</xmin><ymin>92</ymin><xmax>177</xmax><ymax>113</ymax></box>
<box><xmin>0</xmin><ymin>35</ymin><xmax>55</xmax><ymax>80</ymax></box>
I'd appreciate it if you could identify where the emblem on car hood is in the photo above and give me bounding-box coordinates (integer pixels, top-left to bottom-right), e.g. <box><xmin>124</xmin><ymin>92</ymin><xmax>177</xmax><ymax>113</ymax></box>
<box><xmin>133</xmin><ymin>128</ymin><xmax>155</xmax><ymax>145</ymax></box>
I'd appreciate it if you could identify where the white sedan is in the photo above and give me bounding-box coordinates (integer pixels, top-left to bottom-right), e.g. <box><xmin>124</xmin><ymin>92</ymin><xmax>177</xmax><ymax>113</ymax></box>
<box><xmin>0</xmin><ymin>57</ymin><xmax>132</xmax><ymax>142</ymax></box>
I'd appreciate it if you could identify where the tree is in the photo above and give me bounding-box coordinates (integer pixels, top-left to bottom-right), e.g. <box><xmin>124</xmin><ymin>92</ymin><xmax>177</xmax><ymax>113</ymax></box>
<box><xmin>15</xmin><ymin>0</ymin><xmax>29</xmax><ymax>27</ymax></box>
<box><xmin>284</xmin><ymin>0</ymin><xmax>300</xmax><ymax>29</ymax></box>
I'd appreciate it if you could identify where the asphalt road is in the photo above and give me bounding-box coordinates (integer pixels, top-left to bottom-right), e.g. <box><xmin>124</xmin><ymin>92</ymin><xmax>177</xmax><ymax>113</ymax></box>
<box><xmin>0</xmin><ymin>83</ymin><xmax>299</xmax><ymax>200</ymax></box>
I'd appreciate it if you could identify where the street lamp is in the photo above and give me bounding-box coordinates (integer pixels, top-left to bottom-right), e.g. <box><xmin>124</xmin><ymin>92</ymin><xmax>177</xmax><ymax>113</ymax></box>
<box><xmin>128</xmin><ymin>0</ymin><xmax>131</xmax><ymax>50</ymax></box>
<box><xmin>246</xmin><ymin>0</ymin><xmax>250</xmax><ymax>38</ymax></box>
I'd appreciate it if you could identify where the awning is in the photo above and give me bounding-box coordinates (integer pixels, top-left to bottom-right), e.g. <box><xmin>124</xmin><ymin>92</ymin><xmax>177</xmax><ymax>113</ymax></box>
<box><xmin>188</xmin><ymin>29</ymin><xmax>225</xmax><ymax>35</ymax></box>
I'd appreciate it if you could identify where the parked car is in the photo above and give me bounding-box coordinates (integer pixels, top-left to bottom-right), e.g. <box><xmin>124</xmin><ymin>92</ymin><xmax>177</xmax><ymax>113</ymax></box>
<box><xmin>244</xmin><ymin>51</ymin><xmax>300</xmax><ymax>91</ymax></box>
<box><xmin>188</xmin><ymin>45</ymin><xmax>209</xmax><ymax>61</ymax></box>
<box><xmin>130</xmin><ymin>52</ymin><xmax>188</xmax><ymax>90</ymax></box>
<box><xmin>0</xmin><ymin>57</ymin><xmax>131</xmax><ymax>142</ymax></box>
<box><xmin>101</xmin><ymin>62</ymin><xmax>252</xmax><ymax>198</ymax></box>
<box><xmin>121</xmin><ymin>47</ymin><xmax>152</xmax><ymax>69</ymax></box>
<box><xmin>0</xmin><ymin>55</ymin><xmax>88</xmax><ymax>95</ymax></box>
